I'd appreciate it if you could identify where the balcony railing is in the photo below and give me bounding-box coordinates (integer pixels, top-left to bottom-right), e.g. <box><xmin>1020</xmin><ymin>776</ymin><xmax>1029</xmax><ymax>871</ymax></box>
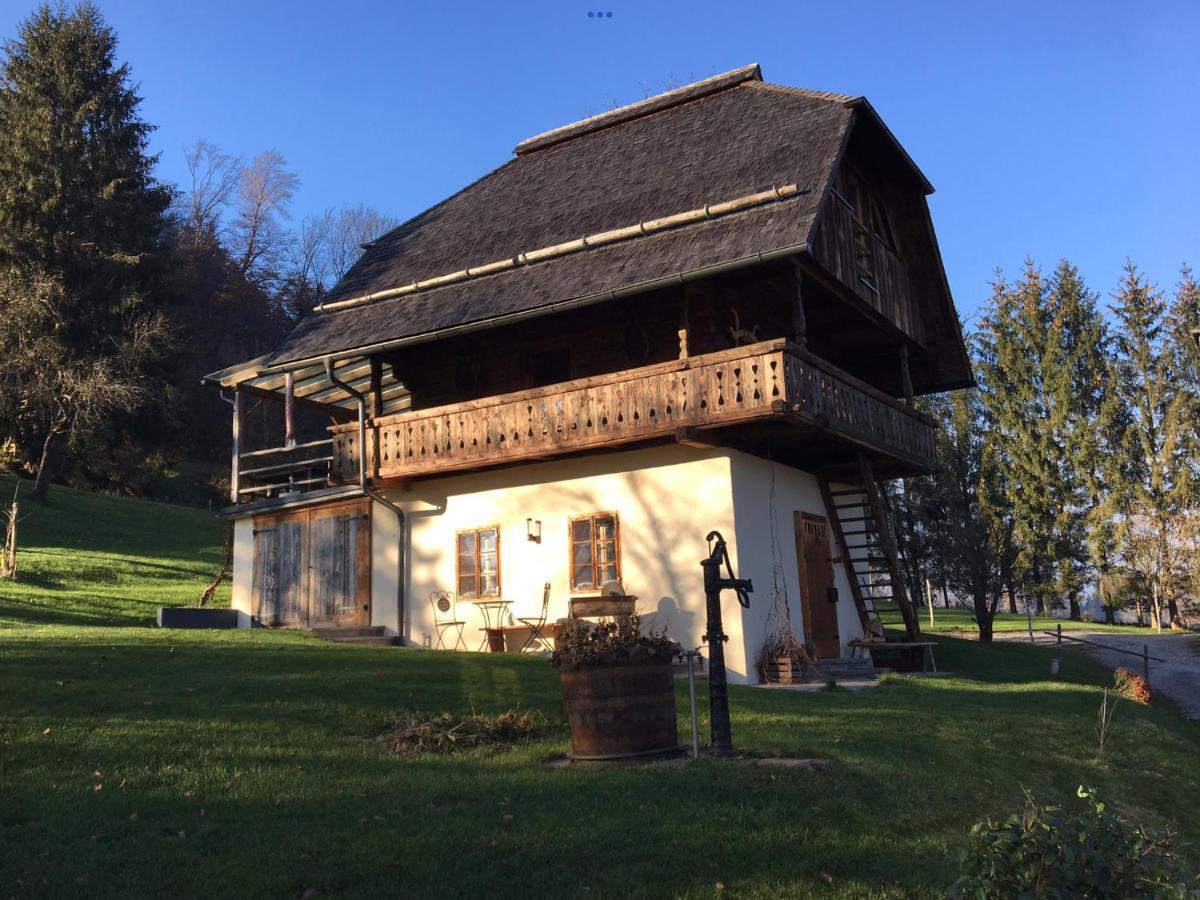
<box><xmin>234</xmin><ymin>439</ymin><xmax>334</xmax><ymax>501</ymax></box>
<box><xmin>327</xmin><ymin>340</ymin><xmax>935</xmax><ymax>484</ymax></box>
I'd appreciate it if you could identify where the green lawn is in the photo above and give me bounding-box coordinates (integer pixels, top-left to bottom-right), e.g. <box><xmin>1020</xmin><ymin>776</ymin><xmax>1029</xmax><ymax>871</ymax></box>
<box><xmin>876</xmin><ymin>601</ymin><xmax>1145</xmax><ymax>635</ymax></box>
<box><xmin>1</xmin><ymin>482</ymin><xmax>1198</xmax><ymax>898</ymax></box>
<box><xmin>0</xmin><ymin>476</ymin><xmax>230</xmax><ymax>627</ymax></box>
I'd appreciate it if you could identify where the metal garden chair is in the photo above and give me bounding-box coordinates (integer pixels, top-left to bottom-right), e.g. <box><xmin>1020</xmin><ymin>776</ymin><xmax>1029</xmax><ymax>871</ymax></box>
<box><xmin>517</xmin><ymin>582</ymin><xmax>553</xmax><ymax>652</ymax></box>
<box><xmin>430</xmin><ymin>590</ymin><xmax>466</xmax><ymax>651</ymax></box>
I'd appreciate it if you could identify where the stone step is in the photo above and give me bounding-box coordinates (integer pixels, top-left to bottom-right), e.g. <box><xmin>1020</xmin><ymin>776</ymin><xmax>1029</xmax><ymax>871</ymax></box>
<box><xmin>320</xmin><ymin>634</ymin><xmax>399</xmax><ymax>647</ymax></box>
<box><xmin>312</xmin><ymin>625</ymin><xmax>385</xmax><ymax>639</ymax></box>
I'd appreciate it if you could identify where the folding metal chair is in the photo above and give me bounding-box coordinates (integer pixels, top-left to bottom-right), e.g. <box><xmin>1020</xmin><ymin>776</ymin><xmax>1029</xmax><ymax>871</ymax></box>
<box><xmin>517</xmin><ymin>582</ymin><xmax>553</xmax><ymax>652</ymax></box>
<box><xmin>430</xmin><ymin>590</ymin><xmax>466</xmax><ymax>651</ymax></box>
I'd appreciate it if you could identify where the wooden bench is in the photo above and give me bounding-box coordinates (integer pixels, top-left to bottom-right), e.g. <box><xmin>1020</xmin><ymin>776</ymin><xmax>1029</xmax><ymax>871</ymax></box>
<box><xmin>849</xmin><ymin>639</ymin><xmax>938</xmax><ymax>672</ymax></box>
<box><xmin>569</xmin><ymin>595</ymin><xmax>637</xmax><ymax>619</ymax></box>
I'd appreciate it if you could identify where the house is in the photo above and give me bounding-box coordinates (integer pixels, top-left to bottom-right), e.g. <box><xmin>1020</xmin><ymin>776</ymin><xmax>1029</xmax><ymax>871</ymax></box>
<box><xmin>203</xmin><ymin>64</ymin><xmax>971</xmax><ymax>683</ymax></box>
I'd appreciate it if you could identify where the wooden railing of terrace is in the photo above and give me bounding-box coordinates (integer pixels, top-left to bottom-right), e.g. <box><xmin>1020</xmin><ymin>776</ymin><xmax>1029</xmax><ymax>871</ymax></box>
<box><xmin>812</xmin><ymin>192</ymin><xmax>916</xmax><ymax>338</ymax></box>
<box><xmin>327</xmin><ymin>339</ymin><xmax>935</xmax><ymax>484</ymax></box>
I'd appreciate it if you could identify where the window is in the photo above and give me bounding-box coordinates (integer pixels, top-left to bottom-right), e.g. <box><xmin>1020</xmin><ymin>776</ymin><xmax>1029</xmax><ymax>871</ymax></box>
<box><xmin>457</xmin><ymin>526</ymin><xmax>500</xmax><ymax>598</ymax></box>
<box><xmin>570</xmin><ymin>513</ymin><xmax>620</xmax><ymax>591</ymax></box>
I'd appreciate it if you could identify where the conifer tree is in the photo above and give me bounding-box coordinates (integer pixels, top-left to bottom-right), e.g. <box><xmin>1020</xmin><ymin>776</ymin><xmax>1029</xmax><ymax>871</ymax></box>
<box><xmin>1111</xmin><ymin>264</ymin><xmax>1190</xmax><ymax>628</ymax></box>
<box><xmin>0</xmin><ymin>3</ymin><xmax>171</xmax><ymax>500</ymax></box>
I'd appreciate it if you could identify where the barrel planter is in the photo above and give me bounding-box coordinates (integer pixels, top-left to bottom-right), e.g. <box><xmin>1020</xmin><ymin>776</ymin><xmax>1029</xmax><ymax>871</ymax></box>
<box><xmin>559</xmin><ymin>656</ymin><xmax>680</xmax><ymax>761</ymax></box>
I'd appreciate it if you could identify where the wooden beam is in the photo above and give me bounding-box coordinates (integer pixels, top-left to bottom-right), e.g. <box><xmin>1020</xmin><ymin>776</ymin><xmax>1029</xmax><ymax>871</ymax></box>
<box><xmin>230</xmin><ymin>390</ymin><xmax>242</xmax><ymax>503</ymax></box>
<box><xmin>235</xmin><ymin>383</ymin><xmax>356</xmax><ymax>422</ymax></box>
<box><xmin>791</xmin><ymin>262</ymin><xmax>808</xmax><ymax>348</ymax></box>
<box><xmin>899</xmin><ymin>345</ymin><xmax>914</xmax><ymax>407</ymax></box>
<box><xmin>369</xmin><ymin>357</ymin><xmax>384</xmax><ymax>419</ymax></box>
<box><xmin>675</xmin><ymin>427</ymin><xmax>716</xmax><ymax>449</ymax></box>
<box><xmin>284</xmin><ymin>371</ymin><xmax>296</xmax><ymax>447</ymax></box>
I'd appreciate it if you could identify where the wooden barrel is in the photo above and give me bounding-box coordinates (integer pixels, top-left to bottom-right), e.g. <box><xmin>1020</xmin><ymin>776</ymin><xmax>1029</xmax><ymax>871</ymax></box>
<box><xmin>559</xmin><ymin>657</ymin><xmax>679</xmax><ymax>760</ymax></box>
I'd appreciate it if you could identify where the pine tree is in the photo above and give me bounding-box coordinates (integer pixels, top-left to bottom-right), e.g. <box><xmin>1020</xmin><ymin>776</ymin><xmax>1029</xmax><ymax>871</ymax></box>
<box><xmin>1111</xmin><ymin>264</ymin><xmax>1190</xmax><ymax>628</ymax></box>
<box><xmin>0</xmin><ymin>3</ymin><xmax>171</xmax><ymax>500</ymax></box>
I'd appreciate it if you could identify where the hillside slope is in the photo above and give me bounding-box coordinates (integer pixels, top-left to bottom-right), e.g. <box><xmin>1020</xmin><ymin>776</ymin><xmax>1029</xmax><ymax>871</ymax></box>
<box><xmin>0</xmin><ymin>476</ymin><xmax>229</xmax><ymax>627</ymax></box>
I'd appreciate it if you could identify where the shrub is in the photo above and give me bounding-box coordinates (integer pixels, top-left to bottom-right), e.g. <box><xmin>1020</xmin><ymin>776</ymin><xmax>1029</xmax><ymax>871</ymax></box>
<box><xmin>1114</xmin><ymin>667</ymin><xmax>1153</xmax><ymax>705</ymax></box>
<box><xmin>955</xmin><ymin>787</ymin><xmax>1198</xmax><ymax>898</ymax></box>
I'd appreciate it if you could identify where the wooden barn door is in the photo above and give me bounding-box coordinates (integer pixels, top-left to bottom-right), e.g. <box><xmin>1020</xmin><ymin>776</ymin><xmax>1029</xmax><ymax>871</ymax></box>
<box><xmin>252</xmin><ymin>517</ymin><xmax>306</xmax><ymax>626</ymax></box>
<box><xmin>794</xmin><ymin>512</ymin><xmax>840</xmax><ymax>658</ymax></box>
<box><xmin>309</xmin><ymin>504</ymin><xmax>370</xmax><ymax>627</ymax></box>
<box><xmin>252</xmin><ymin>501</ymin><xmax>370</xmax><ymax>628</ymax></box>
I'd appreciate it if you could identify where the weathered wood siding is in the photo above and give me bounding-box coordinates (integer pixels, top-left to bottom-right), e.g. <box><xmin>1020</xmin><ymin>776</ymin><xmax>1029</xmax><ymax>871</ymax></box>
<box><xmin>810</xmin><ymin>190</ymin><xmax>916</xmax><ymax>337</ymax></box>
<box><xmin>250</xmin><ymin>500</ymin><xmax>370</xmax><ymax>627</ymax></box>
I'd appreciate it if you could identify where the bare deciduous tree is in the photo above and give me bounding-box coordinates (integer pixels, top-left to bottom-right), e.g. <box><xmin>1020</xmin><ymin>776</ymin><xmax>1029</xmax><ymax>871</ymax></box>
<box><xmin>231</xmin><ymin>150</ymin><xmax>300</xmax><ymax>288</ymax></box>
<box><xmin>0</xmin><ymin>267</ymin><xmax>170</xmax><ymax>502</ymax></box>
<box><xmin>179</xmin><ymin>139</ymin><xmax>240</xmax><ymax>249</ymax></box>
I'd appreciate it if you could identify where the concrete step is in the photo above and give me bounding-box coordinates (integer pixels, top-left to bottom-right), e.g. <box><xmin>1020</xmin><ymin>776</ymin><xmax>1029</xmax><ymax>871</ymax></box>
<box><xmin>320</xmin><ymin>634</ymin><xmax>399</xmax><ymax>647</ymax></box>
<box><xmin>312</xmin><ymin>626</ymin><xmax>385</xmax><ymax>639</ymax></box>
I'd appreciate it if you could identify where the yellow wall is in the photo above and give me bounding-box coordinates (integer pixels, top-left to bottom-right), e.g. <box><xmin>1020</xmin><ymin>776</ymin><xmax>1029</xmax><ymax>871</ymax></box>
<box><xmin>230</xmin><ymin>516</ymin><xmax>254</xmax><ymax>617</ymax></box>
<box><xmin>377</xmin><ymin>445</ymin><xmax>752</xmax><ymax>676</ymax></box>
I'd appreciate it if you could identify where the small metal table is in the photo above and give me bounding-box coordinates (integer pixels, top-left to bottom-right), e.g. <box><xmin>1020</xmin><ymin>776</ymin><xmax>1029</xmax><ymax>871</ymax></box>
<box><xmin>470</xmin><ymin>598</ymin><xmax>512</xmax><ymax>652</ymax></box>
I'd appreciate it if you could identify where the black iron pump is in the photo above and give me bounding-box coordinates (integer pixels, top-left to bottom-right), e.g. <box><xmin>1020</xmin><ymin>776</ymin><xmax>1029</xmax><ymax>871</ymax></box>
<box><xmin>700</xmin><ymin>530</ymin><xmax>752</xmax><ymax>758</ymax></box>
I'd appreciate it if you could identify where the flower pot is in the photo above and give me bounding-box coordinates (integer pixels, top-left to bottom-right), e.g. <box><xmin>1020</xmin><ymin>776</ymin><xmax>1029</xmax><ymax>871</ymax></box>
<box><xmin>558</xmin><ymin>656</ymin><xmax>679</xmax><ymax>761</ymax></box>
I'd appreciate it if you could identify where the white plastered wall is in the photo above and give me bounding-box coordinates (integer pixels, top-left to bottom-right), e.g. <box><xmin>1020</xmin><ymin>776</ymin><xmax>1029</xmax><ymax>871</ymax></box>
<box><xmin>728</xmin><ymin>452</ymin><xmax>864</xmax><ymax>668</ymax></box>
<box><xmin>230</xmin><ymin>516</ymin><xmax>254</xmax><ymax>619</ymax></box>
<box><xmin>371</xmin><ymin>444</ymin><xmax>768</xmax><ymax>680</ymax></box>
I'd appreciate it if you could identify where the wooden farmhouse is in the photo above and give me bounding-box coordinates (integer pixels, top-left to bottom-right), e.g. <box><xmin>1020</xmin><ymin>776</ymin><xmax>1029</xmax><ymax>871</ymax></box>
<box><xmin>204</xmin><ymin>64</ymin><xmax>971</xmax><ymax>682</ymax></box>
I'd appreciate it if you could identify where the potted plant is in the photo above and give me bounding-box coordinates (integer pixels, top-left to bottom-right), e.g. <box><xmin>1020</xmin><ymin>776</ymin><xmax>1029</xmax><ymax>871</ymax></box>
<box><xmin>551</xmin><ymin>616</ymin><xmax>681</xmax><ymax>761</ymax></box>
<box><xmin>756</xmin><ymin>628</ymin><xmax>815</xmax><ymax>684</ymax></box>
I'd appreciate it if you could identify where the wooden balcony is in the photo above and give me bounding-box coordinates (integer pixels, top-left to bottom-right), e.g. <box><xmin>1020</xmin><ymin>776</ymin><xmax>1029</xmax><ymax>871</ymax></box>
<box><xmin>328</xmin><ymin>340</ymin><xmax>935</xmax><ymax>485</ymax></box>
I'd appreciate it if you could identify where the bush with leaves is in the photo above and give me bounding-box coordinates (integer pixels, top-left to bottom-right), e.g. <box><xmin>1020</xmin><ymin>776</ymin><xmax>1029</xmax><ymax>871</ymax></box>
<box><xmin>1115</xmin><ymin>667</ymin><xmax>1154</xmax><ymax>705</ymax></box>
<box><xmin>955</xmin><ymin>786</ymin><xmax>1198</xmax><ymax>898</ymax></box>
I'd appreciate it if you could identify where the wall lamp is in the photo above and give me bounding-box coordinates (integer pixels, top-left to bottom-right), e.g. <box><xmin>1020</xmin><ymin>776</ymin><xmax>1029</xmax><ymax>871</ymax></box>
<box><xmin>526</xmin><ymin>518</ymin><xmax>542</xmax><ymax>543</ymax></box>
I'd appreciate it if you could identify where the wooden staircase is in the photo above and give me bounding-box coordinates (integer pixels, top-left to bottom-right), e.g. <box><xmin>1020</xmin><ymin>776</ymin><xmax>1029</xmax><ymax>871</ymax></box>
<box><xmin>311</xmin><ymin>625</ymin><xmax>399</xmax><ymax>647</ymax></box>
<box><xmin>818</xmin><ymin>455</ymin><xmax>921</xmax><ymax>641</ymax></box>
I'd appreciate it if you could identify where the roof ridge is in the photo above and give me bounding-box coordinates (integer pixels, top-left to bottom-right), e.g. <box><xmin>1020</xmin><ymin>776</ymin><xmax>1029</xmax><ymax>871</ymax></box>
<box><xmin>747</xmin><ymin>80</ymin><xmax>861</xmax><ymax>105</ymax></box>
<box><xmin>514</xmin><ymin>64</ymin><xmax>762</xmax><ymax>157</ymax></box>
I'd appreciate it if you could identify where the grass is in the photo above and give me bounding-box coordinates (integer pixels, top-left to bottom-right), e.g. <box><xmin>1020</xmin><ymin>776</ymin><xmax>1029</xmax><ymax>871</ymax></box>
<box><xmin>1</xmin><ymin>482</ymin><xmax>1198</xmax><ymax>897</ymax></box>
<box><xmin>0</xmin><ymin>475</ymin><xmax>230</xmax><ymax>627</ymax></box>
<box><xmin>0</xmin><ymin>629</ymin><xmax>1197</xmax><ymax>898</ymax></box>
<box><xmin>876</xmin><ymin>601</ymin><xmax>1144</xmax><ymax>635</ymax></box>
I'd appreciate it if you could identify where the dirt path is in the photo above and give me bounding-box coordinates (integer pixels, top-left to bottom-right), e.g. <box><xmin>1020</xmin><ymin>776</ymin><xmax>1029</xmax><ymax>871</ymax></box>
<box><xmin>991</xmin><ymin>630</ymin><xmax>1200</xmax><ymax>720</ymax></box>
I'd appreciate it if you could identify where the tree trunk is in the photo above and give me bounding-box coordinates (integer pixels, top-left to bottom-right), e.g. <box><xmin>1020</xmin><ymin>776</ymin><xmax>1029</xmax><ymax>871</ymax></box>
<box><xmin>1068</xmin><ymin>594</ymin><xmax>1081</xmax><ymax>621</ymax></box>
<box><xmin>1166</xmin><ymin>596</ymin><xmax>1180</xmax><ymax>629</ymax></box>
<box><xmin>975</xmin><ymin>596</ymin><xmax>994</xmax><ymax>645</ymax></box>
<box><xmin>1006</xmin><ymin>577</ymin><xmax>1017</xmax><ymax>615</ymax></box>
<box><xmin>1105</xmin><ymin>606</ymin><xmax>1115</xmax><ymax>625</ymax></box>
<box><xmin>1</xmin><ymin>495</ymin><xmax>17</xmax><ymax>579</ymax></box>
<box><xmin>31</xmin><ymin>428</ymin><xmax>60</xmax><ymax>504</ymax></box>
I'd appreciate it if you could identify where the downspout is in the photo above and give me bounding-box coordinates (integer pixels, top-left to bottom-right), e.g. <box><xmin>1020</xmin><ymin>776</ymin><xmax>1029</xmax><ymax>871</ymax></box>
<box><xmin>325</xmin><ymin>359</ymin><xmax>408</xmax><ymax>643</ymax></box>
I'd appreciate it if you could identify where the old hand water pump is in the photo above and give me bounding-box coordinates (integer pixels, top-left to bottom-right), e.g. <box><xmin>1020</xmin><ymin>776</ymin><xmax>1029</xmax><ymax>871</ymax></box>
<box><xmin>701</xmin><ymin>530</ymin><xmax>752</xmax><ymax>758</ymax></box>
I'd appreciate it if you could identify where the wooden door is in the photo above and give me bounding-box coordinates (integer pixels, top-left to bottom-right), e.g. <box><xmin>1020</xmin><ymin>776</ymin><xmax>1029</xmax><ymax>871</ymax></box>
<box><xmin>310</xmin><ymin>504</ymin><xmax>370</xmax><ymax>626</ymax></box>
<box><xmin>251</xmin><ymin>501</ymin><xmax>370</xmax><ymax>628</ymax></box>
<box><xmin>252</xmin><ymin>518</ymin><xmax>305</xmax><ymax>626</ymax></box>
<box><xmin>794</xmin><ymin>512</ymin><xmax>840</xmax><ymax>658</ymax></box>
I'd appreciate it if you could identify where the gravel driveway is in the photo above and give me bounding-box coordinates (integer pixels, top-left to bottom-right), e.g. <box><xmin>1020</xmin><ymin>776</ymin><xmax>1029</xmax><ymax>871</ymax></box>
<box><xmin>1078</xmin><ymin>633</ymin><xmax>1200</xmax><ymax>720</ymax></box>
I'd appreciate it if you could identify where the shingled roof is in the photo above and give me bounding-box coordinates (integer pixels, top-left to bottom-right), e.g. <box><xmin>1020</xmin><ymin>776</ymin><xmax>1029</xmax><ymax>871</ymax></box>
<box><xmin>268</xmin><ymin>64</ymin><xmax>862</xmax><ymax>367</ymax></box>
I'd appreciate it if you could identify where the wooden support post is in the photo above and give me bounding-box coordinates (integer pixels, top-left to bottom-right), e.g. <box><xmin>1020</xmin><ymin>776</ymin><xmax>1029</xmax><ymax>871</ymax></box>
<box><xmin>858</xmin><ymin>454</ymin><xmax>921</xmax><ymax>640</ymax></box>
<box><xmin>369</xmin><ymin>357</ymin><xmax>384</xmax><ymax>419</ymax></box>
<box><xmin>284</xmin><ymin>371</ymin><xmax>296</xmax><ymax>447</ymax></box>
<box><xmin>791</xmin><ymin>263</ymin><xmax>808</xmax><ymax>349</ymax></box>
<box><xmin>899</xmin><ymin>345</ymin><xmax>914</xmax><ymax>407</ymax></box>
<box><xmin>678</xmin><ymin>288</ymin><xmax>691</xmax><ymax>362</ymax></box>
<box><xmin>230</xmin><ymin>390</ymin><xmax>242</xmax><ymax>503</ymax></box>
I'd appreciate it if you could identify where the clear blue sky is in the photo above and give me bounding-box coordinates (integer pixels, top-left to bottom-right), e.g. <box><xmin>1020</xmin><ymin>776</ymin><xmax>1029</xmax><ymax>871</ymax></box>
<box><xmin>3</xmin><ymin>0</ymin><xmax>1197</xmax><ymax>320</ymax></box>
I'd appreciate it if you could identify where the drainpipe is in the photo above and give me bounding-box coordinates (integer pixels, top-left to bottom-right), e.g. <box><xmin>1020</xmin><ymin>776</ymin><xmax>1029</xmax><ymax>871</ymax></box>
<box><xmin>325</xmin><ymin>359</ymin><xmax>408</xmax><ymax>641</ymax></box>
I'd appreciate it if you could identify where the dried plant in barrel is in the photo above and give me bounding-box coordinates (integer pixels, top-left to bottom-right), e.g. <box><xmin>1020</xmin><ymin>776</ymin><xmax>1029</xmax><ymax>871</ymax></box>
<box><xmin>552</xmin><ymin>616</ymin><xmax>682</xmax><ymax>761</ymax></box>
